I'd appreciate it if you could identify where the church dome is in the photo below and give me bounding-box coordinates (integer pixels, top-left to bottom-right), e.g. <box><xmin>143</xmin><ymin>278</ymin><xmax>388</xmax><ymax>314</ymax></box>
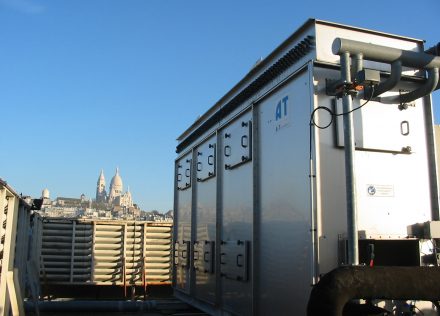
<box><xmin>110</xmin><ymin>168</ymin><xmax>123</xmax><ymax>192</ymax></box>
<box><xmin>42</xmin><ymin>188</ymin><xmax>50</xmax><ymax>199</ymax></box>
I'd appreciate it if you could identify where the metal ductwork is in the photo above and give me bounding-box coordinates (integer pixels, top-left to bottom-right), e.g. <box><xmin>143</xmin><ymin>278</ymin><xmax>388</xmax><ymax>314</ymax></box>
<box><xmin>381</xmin><ymin>67</ymin><xmax>439</xmax><ymax>104</ymax></box>
<box><xmin>307</xmin><ymin>266</ymin><xmax>440</xmax><ymax>316</ymax></box>
<box><xmin>425</xmin><ymin>42</ymin><xmax>440</xmax><ymax>91</ymax></box>
<box><xmin>333</xmin><ymin>38</ymin><xmax>440</xmax><ymax>69</ymax></box>
<box><xmin>334</xmin><ymin>38</ymin><xmax>440</xmax><ymax>102</ymax></box>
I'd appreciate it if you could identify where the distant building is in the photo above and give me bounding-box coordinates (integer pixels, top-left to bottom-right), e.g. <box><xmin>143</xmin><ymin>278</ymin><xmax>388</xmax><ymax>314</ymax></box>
<box><xmin>41</xmin><ymin>188</ymin><xmax>51</xmax><ymax>207</ymax></box>
<box><xmin>95</xmin><ymin>168</ymin><xmax>133</xmax><ymax>208</ymax></box>
<box><xmin>44</xmin><ymin>207</ymin><xmax>79</xmax><ymax>218</ymax></box>
<box><xmin>56</xmin><ymin>197</ymin><xmax>83</xmax><ymax>207</ymax></box>
<box><xmin>38</xmin><ymin>167</ymin><xmax>152</xmax><ymax>220</ymax></box>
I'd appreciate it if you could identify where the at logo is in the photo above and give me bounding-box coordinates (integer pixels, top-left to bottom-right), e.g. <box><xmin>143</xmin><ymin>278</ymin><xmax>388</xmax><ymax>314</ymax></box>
<box><xmin>274</xmin><ymin>95</ymin><xmax>290</xmax><ymax>132</ymax></box>
<box><xmin>275</xmin><ymin>96</ymin><xmax>289</xmax><ymax>121</ymax></box>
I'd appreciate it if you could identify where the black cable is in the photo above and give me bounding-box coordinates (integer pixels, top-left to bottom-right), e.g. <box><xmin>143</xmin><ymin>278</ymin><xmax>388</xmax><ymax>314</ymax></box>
<box><xmin>310</xmin><ymin>106</ymin><xmax>334</xmax><ymax>129</ymax></box>
<box><xmin>310</xmin><ymin>85</ymin><xmax>375</xmax><ymax>129</ymax></box>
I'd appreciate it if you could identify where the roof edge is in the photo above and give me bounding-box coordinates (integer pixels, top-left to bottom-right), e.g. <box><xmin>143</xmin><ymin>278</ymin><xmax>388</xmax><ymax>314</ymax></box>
<box><xmin>177</xmin><ymin>18</ymin><xmax>316</xmax><ymax>142</ymax></box>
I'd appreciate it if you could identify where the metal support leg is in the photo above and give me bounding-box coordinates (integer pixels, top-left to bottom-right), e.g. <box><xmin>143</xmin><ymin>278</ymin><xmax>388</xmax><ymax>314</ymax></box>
<box><xmin>340</xmin><ymin>51</ymin><xmax>359</xmax><ymax>265</ymax></box>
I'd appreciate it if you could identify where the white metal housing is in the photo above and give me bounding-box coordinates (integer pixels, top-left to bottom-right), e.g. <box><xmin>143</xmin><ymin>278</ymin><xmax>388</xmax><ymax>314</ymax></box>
<box><xmin>174</xmin><ymin>19</ymin><xmax>439</xmax><ymax>315</ymax></box>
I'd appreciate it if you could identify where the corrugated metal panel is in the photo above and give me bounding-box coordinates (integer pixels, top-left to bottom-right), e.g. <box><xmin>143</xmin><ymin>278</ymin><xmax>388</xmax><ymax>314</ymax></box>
<box><xmin>39</xmin><ymin>218</ymin><xmax>172</xmax><ymax>287</ymax></box>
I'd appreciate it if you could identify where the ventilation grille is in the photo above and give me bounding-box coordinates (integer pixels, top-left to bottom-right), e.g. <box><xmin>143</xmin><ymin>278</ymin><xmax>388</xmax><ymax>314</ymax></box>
<box><xmin>176</xmin><ymin>35</ymin><xmax>315</xmax><ymax>153</ymax></box>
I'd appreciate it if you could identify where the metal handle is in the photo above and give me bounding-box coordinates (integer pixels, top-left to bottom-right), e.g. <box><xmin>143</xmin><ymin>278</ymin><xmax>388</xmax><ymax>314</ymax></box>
<box><xmin>241</xmin><ymin>135</ymin><xmax>248</xmax><ymax>148</ymax></box>
<box><xmin>204</xmin><ymin>251</ymin><xmax>210</xmax><ymax>262</ymax></box>
<box><xmin>236</xmin><ymin>254</ymin><xmax>243</xmax><ymax>267</ymax></box>
<box><xmin>401</xmin><ymin>121</ymin><xmax>410</xmax><ymax>136</ymax></box>
<box><xmin>224</xmin><ymin>145</ymin><xmax>231</xmax><ymax>157</ymax></box>
<box><xmin>208</xmin><ymin>155</ymin><xmax>214</xmax><ymax>166</ymax></box>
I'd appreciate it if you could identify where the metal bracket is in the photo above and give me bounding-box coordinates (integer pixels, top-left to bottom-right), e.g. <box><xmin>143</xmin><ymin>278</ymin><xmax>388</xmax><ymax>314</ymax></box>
<box><xmin>223</xmin><ymin>121</ymin><xmax>252</xmax><ymax>170</ymax></box>
<box><xmin>174</xmin><ymin>240</ymin><xmax>190</xmax><ymax>269</ymax></box>
<box><xmin>196</xmin><ymin>142</ymin><xmax>216</xmax><ymax>182</ymax></box>
<box><xmin>177</xmin><ymin>159</ymin><xmax>192</xmax><ymax>190</ymax></box>
<box><xmin>193</xmin><ymin>240</ymin><xmax>215</xmax><ymax>274</ymax></box>
<box><xmin>326</xmin><ymin>79</ymin><xmax>360</xmax><ymax>98</ymax></box>
<box><xmin>220</xmin><ymin>240</ymin><xmax>250</xmax><ymax>281</ymax></box>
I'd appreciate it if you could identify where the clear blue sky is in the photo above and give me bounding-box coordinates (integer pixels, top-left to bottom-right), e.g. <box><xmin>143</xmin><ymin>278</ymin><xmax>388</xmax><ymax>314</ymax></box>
<box><xmin>1</xmin><ymin>0</ymin><xmax>439</xmax><ymax>212</ymax></box>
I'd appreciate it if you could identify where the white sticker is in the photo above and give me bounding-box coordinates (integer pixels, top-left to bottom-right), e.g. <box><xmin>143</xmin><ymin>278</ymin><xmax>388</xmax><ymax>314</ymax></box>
<box><xmin>366</xmin><ymin>184</ymin><xmax>394</xmax><ymax>197</ymax></box>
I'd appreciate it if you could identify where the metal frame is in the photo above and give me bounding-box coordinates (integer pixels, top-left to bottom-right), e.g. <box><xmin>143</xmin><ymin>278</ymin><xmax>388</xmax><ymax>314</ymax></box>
<box><xmin>0</xmin><ymin>181</ymin><xmax>33</xmax><ymax>316</ymax></box>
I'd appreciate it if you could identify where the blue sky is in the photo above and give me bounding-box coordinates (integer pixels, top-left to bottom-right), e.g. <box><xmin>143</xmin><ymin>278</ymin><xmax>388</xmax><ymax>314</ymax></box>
<box><xmin>0</xmin><ymin>0</ymin><xmax>439</xmax><ymax>211</ymax></box>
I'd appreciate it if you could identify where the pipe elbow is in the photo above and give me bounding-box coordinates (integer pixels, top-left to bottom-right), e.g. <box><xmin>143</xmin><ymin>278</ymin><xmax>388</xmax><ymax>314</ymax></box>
<box><xmin>381</xmin><ymin>67</ymin><xmax>439</xmax><ymax>104</ymax></box>
<box><xmin>372</xmin><ymin>60</ymin><xmax>402</xmax><ymax>97</ymax></box>
<box><xmin>400</xmin><ymin>67</ymin><xmax>439</xmax><ymax>103</ymax></box>
<box><xmin>308</xmin><ymin>266</ymin><xmax>440</xmax><ymax>316</ymax></box>
<box><xmin>307</xmin><ymin>267</ymin><xmax>358</xmax><ymax>316</ymax></box>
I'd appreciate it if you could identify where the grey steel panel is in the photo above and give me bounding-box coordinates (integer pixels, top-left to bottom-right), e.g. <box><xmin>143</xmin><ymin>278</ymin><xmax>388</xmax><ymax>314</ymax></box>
<box><xmin>220</xmin><ymin>112</ymin><xmax>253</xmax><ymax>316</ymax></box>
<box><xmin>175</xmin><ymin>153</ymin><xmax>193</xmax><ymax>293</ymax></box>
<box><xmin>223</xmin><ymin>121</ymin><xmax>252</xmax><ymax>170</ymax></box>
<box><xmin>196</xmin><ymin>138</ymin><xmax>216</xmax><ymax>182</ymax></box>
<box><xmin>194</xmin><ymin>240</ymin><xmax>214</xmax><ymax>274</ymax></box>
<box><xmin>220</xmin><ymin>240</ymin><xmax>249</xmax><ymax>282</ymax></box>
<box><xmin>334</xmin><ymin>86</ymin><xmax>417</xmax><ymax>153</ymax></box>
<box><xmin>257</xmin><ymin>70</ymin><xmax>313</xmax><ymax>315</ymax></box>
<box><xmin>194</xmin><ymin>136</ymin><xmax>217</xmax><ymax>304</ymax></box>
<box><xmin>177</xmin><ymin>156</ymin><xmax>192</xmax><ymax>191</ymax></box>
<box><xmin>425</xmin><ymin>96</ymin><xmax>440</xmax><ymax>221</ymax></box>
<box><xmin>313</xmin><ymin>66</ymin><xmax>433</xmax><ymax>274</ymax></box>
<box><xmin>311</xmin><ymin>67</ymin><xmax>352</xmax><ymax>275</ymax></box>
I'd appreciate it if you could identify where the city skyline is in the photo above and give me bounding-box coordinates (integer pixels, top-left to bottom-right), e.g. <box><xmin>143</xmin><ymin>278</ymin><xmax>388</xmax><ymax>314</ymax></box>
<box><xmin>38</xmin><ymin>167</ymin><xmax>156</xmax><ymax>210</ymax></box>
<box><xmin>0</xmin><ymin>0</ymin><xmax>439</xmax><ymax>211</ymax></box>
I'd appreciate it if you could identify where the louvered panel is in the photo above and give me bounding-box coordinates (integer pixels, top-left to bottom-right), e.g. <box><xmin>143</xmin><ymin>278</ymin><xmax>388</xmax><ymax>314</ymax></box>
<box><xmin>38</xmin><ymin>219</ymin><xmax>172</xmax><ymax>287</ymax></box>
